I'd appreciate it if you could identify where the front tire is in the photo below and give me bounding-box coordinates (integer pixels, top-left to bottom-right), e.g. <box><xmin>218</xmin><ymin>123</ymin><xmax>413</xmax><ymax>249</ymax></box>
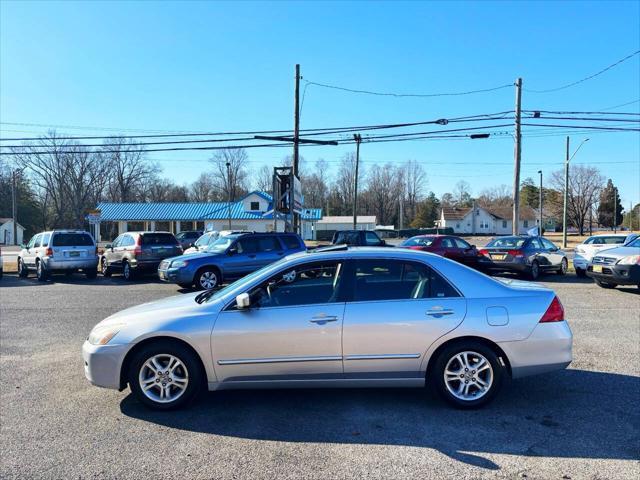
<box><xmin>432</xmin><ymin>341</ymin><xmax>504</xmax><ymax>409</ymax></box>
<box><xmin>528</xmin><ymin>260</ymin><xmax>540</xmax><ymax>280</ymax></box>
<box><xmin>557</xmin><ymin>258</ymin><xmax>568</xmax><ymax>275</ymax></box>
<box><xmin>596</xmin><ymin>279</ymin><xmax>617</xmax><ymax>289</ymax></box>
<box><xmin>575</xmin><ymin>267</ymin><xmax>587</xmax><ymax>278</ymax></box>
<box><xmin>101</xmin><ymin>258</ymin><xmax>112</xmax><ymax>277</ymax></box>
<box><xmin>128</xmin><ymin>341</ymin><xmax>203</xmax><ymax>410</ymax></box>
<box><xmin>195</xmin><ymin>267</ymin><xmax>220</xmax><ymax>290</ymax></box>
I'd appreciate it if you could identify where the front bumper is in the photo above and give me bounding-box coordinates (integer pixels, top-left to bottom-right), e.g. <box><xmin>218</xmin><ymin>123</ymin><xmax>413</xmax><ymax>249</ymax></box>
<box><xmin>157</xmin><ymin>266</ymin><xmax>194</xmax><ymax>284</ymax></box>
<box><xmin>43</xmin><ymin>257</ymin><xmax>98</xmax><ymax>271</ymax></box>
<box><xmin>498</xmin><ymin>321</ymin><xmax>573</xmax><ymax>379</ymax></box>
<box><xmin>586</xmin><ymin>263</ymin><xmax>640</xmax><ymax>285</ymax></box>
<box><xmin>82</xmin><ymin>340</ymin><xmax>130</xmax><ymax>390</ymax></box>
<box><xmin>572</xmin><ymin>255</ymin><xmax>589</xmax><ymax>271</ymax></box>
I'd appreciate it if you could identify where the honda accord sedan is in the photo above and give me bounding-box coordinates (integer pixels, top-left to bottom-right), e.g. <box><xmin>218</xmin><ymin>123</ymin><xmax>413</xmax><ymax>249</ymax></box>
<box><xmin>83</xmin><ymin>246</ymin><xmax>572</xmax><ymax>410</ymax></box>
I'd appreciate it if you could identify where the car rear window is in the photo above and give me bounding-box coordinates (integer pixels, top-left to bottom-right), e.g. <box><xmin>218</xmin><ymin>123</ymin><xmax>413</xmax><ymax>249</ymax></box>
<box><xmin>52</xmin><ymin>233</ymin><xmax>94</xmax><ymax>246</ymax></box>
<box><xmin>281</xmin><ymin>235</ymin><xmax>301</xmax><ymax>250</ymax></box>
<box><xmin>486</xmin><ymin>237</ymin><xmax>526</xmax><ymax>248</ymax></box>
<box><xmin>334</xmin><ymin>232</ymin><xmax>360</xmax><ymax>244</ymax></box>
<box><xmin>403</xmin><ymin>237</ymin><xmax>435</xmax><ymax>247</ymax></box>
<box><xmin>585</xmin><ymin>236</ymin><xmax>626</xmax><ymax>245</ymax></box>
<box><xmin>141</xmin><ymin>233</ymin><xmax>178</xmax><ymax>245</ymax></box>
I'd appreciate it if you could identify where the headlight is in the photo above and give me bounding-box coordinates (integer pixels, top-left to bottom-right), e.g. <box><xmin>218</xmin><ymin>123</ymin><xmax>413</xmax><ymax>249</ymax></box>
<box><xmin>88</xmin><ymin>324</ymin><xmax>124</xmax><ymax>345</ymax></box>
<box><xmin>617</xmin><ymin>255</ymin><xmax>640</xmax><ymax>265</ymax></box>
<box><xmin>171</xmin><ymin>260</ymin><xmax>189</xmax><ymax>268</ymax></box>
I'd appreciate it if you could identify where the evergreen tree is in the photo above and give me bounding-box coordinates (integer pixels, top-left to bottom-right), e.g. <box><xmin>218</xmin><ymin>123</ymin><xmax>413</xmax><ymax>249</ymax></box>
<box><xmin>410</xmin><ymin>192</ymin><xmax>441</xmax><ymax>228</ymax></box>
<box><xmin>597</xmin><ymin>179</ymin><xmax>624</xmax><ymax>229</ymax></box>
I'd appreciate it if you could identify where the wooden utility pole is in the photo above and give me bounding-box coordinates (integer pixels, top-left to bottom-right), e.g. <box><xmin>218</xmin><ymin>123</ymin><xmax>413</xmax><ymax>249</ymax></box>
<box><xmin>538</xmin><ymin>170</ymin><xmax>543</xmax><ymax>235</ymax></box>
<box><xmin>352</xmin><ymin>134</ymin><xmax>362</xmax><ymax>229</ymax></box>
<box><xmin>562</xmin><ymin>136</ymin><xmax>570</xmax><ymax>248</ymax></box>
<box><xmin>613</xmin><ymin>186</ymin><xmax>617</xmax><ymax>233</ymax></box>
<box><xmin>512</xmin><ymin>78</ymin><xmax>523</xmax><ymax>235</ymax></box>
<box><xmin>292</xmin><ymin>64</ymin><xmax>301</xmax><ymax>234</ymax></box>
<box><xmin>11</xmin><ymin>170</ymin><xmax>18</xmax><ymax>245</ymax></box>
<box><xmin>226</xmin><ymin>162</ymin><xmax>232</xmax><ymax>230</ymax></box>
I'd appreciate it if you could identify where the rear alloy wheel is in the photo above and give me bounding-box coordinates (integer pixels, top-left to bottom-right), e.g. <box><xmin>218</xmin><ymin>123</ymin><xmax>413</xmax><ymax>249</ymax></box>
<box><xmin>529</xmin><ymin>260</ymin><xmax>540</xmax><ymax>280</ymax></box>
<box><xmin>101</xmin><ymin>258</ymin><xmax>112</xmax><ymax>277</ymax></box>
<box><xmin>557</xmin><ymin>258</ymin><xmax>568</xmax><ymax>275</ymax></box>
<box><xmin>123</xmin><ymin>261</ymin><xmax>135</xmax><ymax>281</ymax></box>
<box><xmin>36</xmin><ymin>260</ymin><xmax>48</xmax><ymax>282</ymax></box>
<box><xmin>128</xmin><ymin>341</ymin><xmax>203</xmax><ymax>410</ymax></box>
<box><xmin>596</xmin><ymin>279</ymin><xmax>617</xmax><ymax>289</ymax></box>
<box><xmin>433</xmin><ymin>342</ymin><xmax>503</xmax><ymax>409</ymax></box>
<box><xmin>18</xmin><ymin>258</ymin><xmax>28</xmax><ymax>278</ymax></box>
<box><xmin>196</xmin><ymin>268</ymin><xmax>219</xmax><ymax>290</ymax></box>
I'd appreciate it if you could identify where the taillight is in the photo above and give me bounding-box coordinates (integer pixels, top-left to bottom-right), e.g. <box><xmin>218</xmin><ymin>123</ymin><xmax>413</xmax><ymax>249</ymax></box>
<box><xmin>133</xmin><ymin>236</ymin><xmax>142</xmax><ymax>256</ymax></box>
<box><xmin>540</xmin><ymin>296</ymin><xmax>564</xmax><ymax>323</ymax></box>
<box><xmin>478</xmin><ymin>249</ymin><xmax>489</xmax><ymax>256</ymax></box>
<box><xmin>45</xmin><ymin>247</ymin><xmax>53</xmax><ymax>256</ymax></box>
<box><xmin>508</xmin><ymin>249</ymin><xmax>524</xmax><ymax>258</ymax></box>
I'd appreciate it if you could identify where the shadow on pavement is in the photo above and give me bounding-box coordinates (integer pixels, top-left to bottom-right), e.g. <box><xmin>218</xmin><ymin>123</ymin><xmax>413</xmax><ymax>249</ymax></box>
<box><xmin>120</xmin><ymin>369</ymin><xmax>640</xmax><ymax>470</ymax></box>
<box><xmin>0</xmin><ymin>273</ymin><xmax>166</xmax><ymax>288</ymax></box>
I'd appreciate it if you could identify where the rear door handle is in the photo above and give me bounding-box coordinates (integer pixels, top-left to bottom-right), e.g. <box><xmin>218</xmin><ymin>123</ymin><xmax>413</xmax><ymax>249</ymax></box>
<box><xmin>310</xmin><ymin>315</ymin><xmax>338</xmax><ymax>325</ymax></box>
<box><xmin>426</xmin><ymin>309</ymin><xmax>454</xmax><ymax>317</ymax></box>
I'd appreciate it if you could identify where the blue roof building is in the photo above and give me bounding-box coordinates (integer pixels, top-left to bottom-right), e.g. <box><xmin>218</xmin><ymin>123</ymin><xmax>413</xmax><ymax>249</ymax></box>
<box><xmin>93</xmin><ymin>191</ymin><xmax>323</xmax><ymax>241</ymax></box>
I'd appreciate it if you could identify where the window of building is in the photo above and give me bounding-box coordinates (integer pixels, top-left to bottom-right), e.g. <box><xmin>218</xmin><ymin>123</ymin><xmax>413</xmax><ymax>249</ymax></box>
<box><xmin>523</xmin><ymin>220</ymin><xmax>529</xmax><ymax>228</ymax></box>
<box><xmin>250</xmin><ymin>201</ymin><xmax>260</xmax><ymax>211</ymax></box>
<box><xmin>502</xmin><ymin>220</ymin><xmax>507</xmax><ymax>228</ymax></box>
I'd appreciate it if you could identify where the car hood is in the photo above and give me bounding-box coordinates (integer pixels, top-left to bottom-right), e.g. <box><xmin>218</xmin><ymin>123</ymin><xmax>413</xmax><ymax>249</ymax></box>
<box><xmin>593</xmin><ymin>245</ymin><xmax>640</xmax><ymax>260</ymax></box>
<box><xmin>98</xmin><ymin>292</ymin><xmax>203</xmax><ymax>327</ymax></box>
<box><xmin>165</xmin><ymin>251</ymin><xmax>222</xmax><ymax>263</ymax></box>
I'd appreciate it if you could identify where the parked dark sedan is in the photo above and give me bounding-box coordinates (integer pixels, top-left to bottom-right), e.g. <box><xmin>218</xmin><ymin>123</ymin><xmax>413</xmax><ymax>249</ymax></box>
<box><xmin>175</xmin><ymin>230</ymin><xmax>203</xmax><ymax>250</ymax></box>
<box><xmin>400</xmin><ymin>235</ymin><xmax>481</xmax><ymax>268</ymax></box>
<box><xmin>478</xmin><ymin>235</ymin><xmax>567</xmax><ymax>280</ymax></box>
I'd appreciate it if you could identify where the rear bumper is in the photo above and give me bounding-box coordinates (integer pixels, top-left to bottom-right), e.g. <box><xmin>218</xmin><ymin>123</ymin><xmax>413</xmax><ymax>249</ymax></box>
<box><xmin>498</xmin><ymin>321</ymin><xmax>573</xmax><ymax>379</ymax></box>
<box><xmin>478</xmin><ymin>258</ymin><xmax>529</xmax><ymax>273</ymax></box>
<box><xmin>129</xmin><ymin>259</ymin><xmax>162</xmax><ymax>271</ymax></box>
<box><xmin>82</xmin><ymin>340</ymin><xmax>130</xmax><ymax>390</ymax></box>
<box><xmin>586</xmin><ymin>264</ymin><xmax>640</xmax><ymax>285</ymax></box>
<box><xmin>43</xmin><ymin>257</ymin><xmax>98</xmax><ymax>271</ymax></box>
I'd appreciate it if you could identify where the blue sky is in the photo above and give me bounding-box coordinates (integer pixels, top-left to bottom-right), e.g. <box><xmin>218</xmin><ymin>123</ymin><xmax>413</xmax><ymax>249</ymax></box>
<box><xmin>1</xmin><ymin>0</ymin><xmax>639</xmax><ymax>207</ymax></box>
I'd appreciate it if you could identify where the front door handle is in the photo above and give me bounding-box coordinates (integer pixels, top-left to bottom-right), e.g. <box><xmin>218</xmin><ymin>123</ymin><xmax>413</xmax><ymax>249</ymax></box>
<box><xmin>310</xmin><ymin>315</ymin><xmax>339</xmax><ymax>325</ymax></box>
<box><xmin>426</xmin><ymin>309</ymin><xmax>454</xmax><ymax>317</ymax></box>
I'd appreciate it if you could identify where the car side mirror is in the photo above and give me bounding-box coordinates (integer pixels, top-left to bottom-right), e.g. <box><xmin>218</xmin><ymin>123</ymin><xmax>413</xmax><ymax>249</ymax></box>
<box><xmin>236</xmin><ymin>293</ymin><xmax>250</xmax><ymax>309</ymax></box>
<box><xmin>228</xmin><ymin>247</ymin><xmax>238</xmax><ymax>255</ymax></box>
<box><xmin>105</xmin><ymin>243</ymin><xmax>112</xmax><ymax>250</ymax></box>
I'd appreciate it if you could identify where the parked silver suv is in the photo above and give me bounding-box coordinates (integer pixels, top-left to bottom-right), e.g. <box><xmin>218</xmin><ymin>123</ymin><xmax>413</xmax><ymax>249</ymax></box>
<box><xmin>18</xmin><ymin>230</ymin><xmax>98</xmax><ymax>281</ymax></box>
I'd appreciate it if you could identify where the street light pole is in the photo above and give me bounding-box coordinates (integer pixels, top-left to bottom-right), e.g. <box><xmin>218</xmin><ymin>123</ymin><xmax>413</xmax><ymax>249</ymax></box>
<box><xmin>11</xmin><ymin>170</ymin><xmax>18</xmax><ymax>245</ymax></box>
<box><xmin>613</xmin><ymin>186</ymin><xmax>617</xmax><ymax>233</ymax></box>
<box><xmin>562</xmin><ymin>137</ymin><xmax>590</xmax><ymax>248</ymax></box>
<box><xmin>538</xmin><ymin>170</ymin><xmax>543</xmax><ymax>236</ymax></box>
<box><xmin>352</xmin><ymin>134</ymin><xmax>361</xmax><ymax>230</ymax></box>
<box><xmin>226</xmin><ymin>162</ymin><xmax>232</xmax><ymax>230</ymax></box>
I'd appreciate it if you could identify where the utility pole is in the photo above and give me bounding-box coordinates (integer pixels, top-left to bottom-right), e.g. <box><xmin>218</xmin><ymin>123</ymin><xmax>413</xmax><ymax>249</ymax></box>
<box><xmin>226</xmin><ymin>161</ymin><xmax>232</xmax><ymax>230</ymax></box>
<box><xmin>613</xmin><ymin>186</ymin><xmax>617</xmax><ymax>233</ymax></box>
<box><xmin>352</xmin><ymin>134</ymin><xmax>362</xmax><ymax>229</ymax></box>
<box><xmin>538</xmin><ymin>170</ymin><xmax>543</xmax><ymax>236</ymax></box>
<box><xmin>11</xmin><ymin>170</ymin><xmax>18</xmax><ymax>245</ymax></box>
<box><xmin>512</xmin><ymin>78</ymin><xmax>523</xmax><ymax>235</ymax></box>
<box><xmin>291</xmin><ymin>63</ymin><xmax>301</xmax><ymax>235</ymax></box>
<box><xmin>562</xmin><ymin>136</ymin><xmax>570</xmax><ymax>248</ymax></box>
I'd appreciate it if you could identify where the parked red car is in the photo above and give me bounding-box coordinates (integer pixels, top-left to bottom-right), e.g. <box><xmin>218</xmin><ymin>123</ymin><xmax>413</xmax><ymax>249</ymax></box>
<box><xmin>399</xmin><ymin>235</ymin><xmax>481</xmax><ymax>268</ymax></box>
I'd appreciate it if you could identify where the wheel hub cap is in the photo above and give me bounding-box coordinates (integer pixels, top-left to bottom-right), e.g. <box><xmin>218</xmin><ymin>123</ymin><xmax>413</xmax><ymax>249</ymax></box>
<box><xmin>444</xmin><ymin>351</ymin><xmax>493</xmax><ymax>401</ymax></box>
<box><xmin>139</xmin><ymin>354</ymin><xmax>189</xmax><ymax>403</ymax></box>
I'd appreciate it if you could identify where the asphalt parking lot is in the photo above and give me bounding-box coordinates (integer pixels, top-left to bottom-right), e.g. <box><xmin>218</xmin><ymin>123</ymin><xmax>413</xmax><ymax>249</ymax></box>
<box><xmin>1</xmin><ymin>272</ymin><xmax>638</xmax><ymax>479</ymax></box>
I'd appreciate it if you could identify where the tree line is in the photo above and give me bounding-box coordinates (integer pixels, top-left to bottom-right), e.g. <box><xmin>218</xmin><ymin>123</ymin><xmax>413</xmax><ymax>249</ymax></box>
<box><xmin>1</xmin><ymin>132</ymin><xmax>634</xmax><ymax>237</ymax></box>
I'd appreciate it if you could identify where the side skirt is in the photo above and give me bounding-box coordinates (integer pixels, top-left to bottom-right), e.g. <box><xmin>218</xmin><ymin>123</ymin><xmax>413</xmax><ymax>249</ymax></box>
<box><xmin>208</xmin><ymin>377</ymin><xmax>425</xmax><ymax>391</ymax></box>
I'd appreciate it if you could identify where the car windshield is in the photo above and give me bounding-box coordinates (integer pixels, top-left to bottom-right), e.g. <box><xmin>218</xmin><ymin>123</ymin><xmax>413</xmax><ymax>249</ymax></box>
<box><xmin>403</xmin><ymin>237</ymin><xmax>435</xmax><ymax>247</ymax></box>
<box><xmin>196</xmin><ymin>256</ymin><xmax>290</xmax><ymax>304</ymax></box>
<box><xmin>486</xmin><ymin>237</ymin><xmax>527</xmax><ymax>248</ymax></box>
<box><xmin>194</xmin><ymin>234</ymin><xmax>210</xmax><ymax>247</ymax></box>
<box><xmin>207</xmin><ymin>236</ymin><xmax>235</xmax><ymax>253</ymax></box>
<box><xmin>52</xmin><ymin>233</ymin><xmax>93</xmax><ymax>246</ymax></box>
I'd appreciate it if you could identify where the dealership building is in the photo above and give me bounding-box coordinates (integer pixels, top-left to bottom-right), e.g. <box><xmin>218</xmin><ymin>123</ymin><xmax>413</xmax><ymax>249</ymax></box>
<box><xmin>93</xmin><ymin>191</ymin><xmax>322</xmax><ymax>241</ymax></box>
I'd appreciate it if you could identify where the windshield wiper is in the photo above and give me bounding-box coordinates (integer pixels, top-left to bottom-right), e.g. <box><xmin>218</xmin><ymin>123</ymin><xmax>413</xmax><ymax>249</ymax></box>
<box><xmin>195</xmin><ymin>289</ymin><xmax>216</xmax><ymax>304</ymax></box>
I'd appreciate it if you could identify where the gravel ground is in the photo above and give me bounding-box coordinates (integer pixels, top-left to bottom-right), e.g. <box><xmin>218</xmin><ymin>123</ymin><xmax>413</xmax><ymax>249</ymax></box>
<box><xmin>1</xmin><ymin>271</ymin><xmax>638</xmax><ymax>479</ymax></box>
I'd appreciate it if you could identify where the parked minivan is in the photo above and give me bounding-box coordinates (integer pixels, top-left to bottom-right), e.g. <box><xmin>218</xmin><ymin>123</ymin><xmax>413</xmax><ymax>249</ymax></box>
<box><xmin>18</xmin><ymin>230</ymin><xmax>98</xmax><ymax>281</ymax></box>
<box><xmin>158</xmin><ymin>232</ymin><xmax>306</xmax><ymax>289</ymax></box>
<box><xmin>101</xmin><ymin>231</ymin><xmax>182</xmax><ymax>280</ymax></box>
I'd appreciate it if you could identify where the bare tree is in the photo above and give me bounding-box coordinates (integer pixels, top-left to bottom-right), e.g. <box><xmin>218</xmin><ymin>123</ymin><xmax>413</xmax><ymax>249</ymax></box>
<box><xmin>403</xmin><ymin>160</ymin><xmax>427</xmax><ymax>221</ymax></box>
<box><xmin>452</xmin><ymin>180</ymin><xmax>473</xmax><ymax>207</ymax></box>
<box><xmin>210</xmin><ymin>148</ymin><xmax>249</xmax><ymax>201</ymax></box>
<box><xmin>301</xmin><ymin>159</ymin><xmax>330</xmax><ymax>210</ymax></box>
<box><xmin>477</xmin><ymin>184</ymin><xmax>512</xmax><ymax>208</ymax></box>
<box><xmin>550</xmin><ymin>164</ymin><xmax>604</xmax><ymax>235</ymax></box>
<box><xmin>253</xmin><ymin>165</ymin><xmax>273</xmax><ymax>193</ymax></box>
<box><xmin>328</xmin><ymin>153</ymin><xmax>360</xmax><ymax>216</ymax></box>
<box><xmin>362</xmin><ymin>163</ymin><xmax>404</xmax><ymax>226</ymax></box>
<box><xmin>191</xmin><ymin>172</ymin><xmax>220</xmax><ymax>202</ymax></box>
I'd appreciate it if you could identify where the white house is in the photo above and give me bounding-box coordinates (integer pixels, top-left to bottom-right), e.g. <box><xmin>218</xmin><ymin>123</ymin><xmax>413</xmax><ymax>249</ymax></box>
<box><xmin>436</xmin><ymin>205</ymin><xmax>539</xmax><ymax>235</ymax></box>
<box><xmin>0</xmin><ymin>218</ymin><xmax>25</xmax><ymax>245</ymax></box>
<box><xmin>95</xmin><ymin>191</ymin><xmax>322</xmax><ymax>241</ymax></box>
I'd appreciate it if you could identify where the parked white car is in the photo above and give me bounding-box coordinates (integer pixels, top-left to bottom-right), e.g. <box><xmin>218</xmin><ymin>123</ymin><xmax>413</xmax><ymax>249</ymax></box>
<box><xmin>573</xmin><ymin>233</ymin><xmax>638</xmax><ymax>277</ymax></box>
<box><xmin>183</xmin><ymin>231</ymin><xmax>220</xmax><ymax>255</ymax></box>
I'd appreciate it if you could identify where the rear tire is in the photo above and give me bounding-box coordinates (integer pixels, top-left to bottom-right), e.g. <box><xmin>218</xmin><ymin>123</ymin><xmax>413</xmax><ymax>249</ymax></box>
<box><xmin>127</xmin><ymin>340</ymin><xmax>203</xmax><ymax>410</ymax></box>
<box><xmin>596</xmin><ymin>279</ymin><xmax>617</xmax><ymax>289</ymax></box>
<box><xmin>101</xmin><ymin>258</ymin><xmax>112</xmax><ymax>277</ymax></box>
<box><xmin>85</xmin><ymin>268</ymin><xmax>97</xmax><ymax>279</ymax></box>
<box><xmin>528</xmin><ymin>260</ymin><xmax>540</xmax><ymax>280</ymax></box>
<box><xmin>122</xmin><ymin>261</ymin><xmax>135</xmax><ymax>281</ymax></box>
<box><xmin>18</xmin><ymin>258</ymin><xmax>28</xmax><ymax>278</ymax></box>
<box><xmin>36</xmin><ymin>260</ymin><xmax>48</xmax><ymax>282</ymax></box>
<box><xmin>432</xmin><ymin>341</ymin><xmax>504</xmax><ymax>409</ymax></box>
<box><xmin>575</xmin><ymin>267</ymin><xmax>587</xmax><ymax>278</ymax></box>
<box><xmin>557</xmin><ymin>258</ymin><xmax>567</xmax><ymax>275</ymax></box>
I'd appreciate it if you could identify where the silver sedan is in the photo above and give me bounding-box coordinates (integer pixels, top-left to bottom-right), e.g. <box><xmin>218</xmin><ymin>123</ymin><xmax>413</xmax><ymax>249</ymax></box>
<box><xmin>83</xmin><ymin>247</ymin><xmax>572</xmax><ymax>410</ymax></box>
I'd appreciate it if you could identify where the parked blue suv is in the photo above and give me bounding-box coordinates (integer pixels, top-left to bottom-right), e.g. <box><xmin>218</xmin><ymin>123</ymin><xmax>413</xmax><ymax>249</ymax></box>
<box><xmin>158</xmin><ymin>232</ymin><xmax>306</xmax><ymax>290</ymax></box>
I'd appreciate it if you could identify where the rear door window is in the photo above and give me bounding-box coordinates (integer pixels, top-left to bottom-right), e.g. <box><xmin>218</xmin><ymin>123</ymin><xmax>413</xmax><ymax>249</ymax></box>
<box><xmin>441</xmin><ymin>238</ymin><xmax>455</xmax><ymax>248</ymax></box>
<box><xmin>52</xmin><ymin>233</ymin><xmax>94</xmax><ymax>246</ymax></box>
<box><xmin>364</xmin><ymin>232</ymin><xmax>382</xmax><ymax>246</ymax></box>
<box><xmin>33</xmin><ymin>234</ymin><xmax>43</xmax><ymax>248</ymax></box>
<box><xmin>236</xmin><ymin>237</ymin><xmax>259</xmax><ymax>254</ymax></box>
<box><xmin>335</xmin><ymin>232</ymin><xmax>359</xmax><ymax>244</ymax></box>
<box><xmin>121</xmin><ymin>235</ymin><xmax>135</xmax><ymax>247</ymax></box>
<box><xmin>141</xmin><ymin>233</ymin><xmax>178</xmax><ymax>245</ymax></box>
<box><xmin>453</xmin><ymin>238</ymin><xmax>471</xmax><ymax>249</ymax></box>
<box><xmin>257</xmin><ymin>236</ymin><xmax>279</xmax><ymax>252</ymax></box>
<box><xmin>281</xmin><ymin>235</ymin><xmax>301</xmax><ymax>250</ymax></box>
<box><xmin>352</xmin><ymin>259</ymin><xmax>459</xmax><ymax>301</ymax></box>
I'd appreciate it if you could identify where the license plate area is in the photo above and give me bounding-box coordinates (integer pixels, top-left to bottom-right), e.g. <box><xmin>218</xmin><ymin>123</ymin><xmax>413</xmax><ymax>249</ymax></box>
<box><xmin>491</xmin><ymin>254</ymin><xmax>507</xmax><ymax>261</ymax></box>
<box><xmin>69</xmin><ymin>251</ymin><xmax>80</xmax><ymax>257</ymax></box>
<box><xmin>592</xmin><ymin>265</ymin><xmax>603</xmax><ymax>273</ymax></box>
<box><xmin>159</xmin><ymin>271</ymin><xmax>166</xmax><ymax>280</ymax></box>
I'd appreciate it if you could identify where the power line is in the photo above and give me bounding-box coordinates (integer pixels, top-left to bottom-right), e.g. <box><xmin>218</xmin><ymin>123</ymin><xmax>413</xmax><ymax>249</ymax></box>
<box><xmin>524</xmin><ymin>50</ymin><xmax>640</xmax><ymax>93</ymax></box>
<box><xmin>521</xmin><ymin>123</ymin><xmax>640</xmax><ymax>132</ymax></box>
<box><xmin>523</xmin><ymin>109</ymin><xmax>640</xmax><ymax>116</ymax></box>
<box><xmin>599</xmin><ymin>98</ymin><xmax>640</xmax><ymax>111</ymax></box>
<box><xmin>303</xmin><ymin>80</ymin><xmax>513</xmax><ymax>98</ymax></box>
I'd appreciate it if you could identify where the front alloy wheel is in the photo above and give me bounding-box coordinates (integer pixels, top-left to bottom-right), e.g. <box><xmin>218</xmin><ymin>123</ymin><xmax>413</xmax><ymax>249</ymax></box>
<box><xmin>557</xmin><ymin>258</ymin><xmax>568</xmax><ymax>275</ymax></box>
<box><xmin>196</xmin><ymin>269</ymin><xmax>218</xmax><ymax>290</ymax></box>
<box><xmin>434</xmin><ymin>342</ymin><xmax>503</xmax><ymax>408</ymax></box>
<box><xmin>101</xmin><ymin>258</ymin><xmax>112</xmax><ymax>277</ymax></box>
<box><xmin>138</xmin><ymin>354</ymin><xmax>189</xmax><ymax>404</ymax></box>
<box><xmin>529</xmin><ymin>261</ymin><xmax>540</xmax><ymax>280</ymax></box>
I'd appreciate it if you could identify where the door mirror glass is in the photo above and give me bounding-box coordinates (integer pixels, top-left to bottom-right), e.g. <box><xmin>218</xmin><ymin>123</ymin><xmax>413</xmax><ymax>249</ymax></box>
<box><xmin>228</xmin><ymin>247</ymin><xmax>238</xmax><ymax>255</ymax></box>
<box><xmin>236</xmin><ymin>293</ymin><xmax>250</xmax><ymax>309</ymax></box>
